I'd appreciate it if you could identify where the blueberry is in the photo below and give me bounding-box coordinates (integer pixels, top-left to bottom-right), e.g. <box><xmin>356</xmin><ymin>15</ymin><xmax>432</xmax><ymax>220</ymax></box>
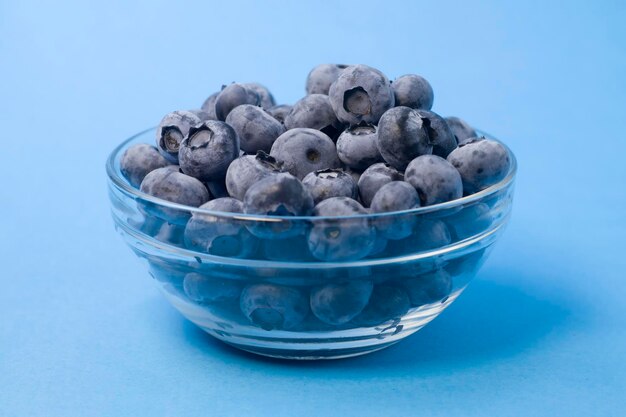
<box><xmin>308</xmin><ymin>197</ymin><xmax>375</xmax><ymax>261</ymax></box>
<box><xmin>225</xmin><ymin>151</ymin><xmax>283</xmax><ymax>200</ymax></box>
<box><xmin>370</xmin><ymin>181</ymin><xmax>420</xmax><ymax>213</ymax></box>
<box><xmin>120</xmin><ymin>144</ymin><xmax>170</xmax><ymax>188</ymax></box>
<box><xmin>155</xmin><ymin>110</ymin><xmax>202</xmax><ymax>163</ymax></box>
<box><xmin>343</xmin><ymin>167</ymin><xmax>362</xmax><ymax>184</ymax></box>
<box><xmin>243</xmin><ymin>172</ymin><xmax>314</xmax><ymax>238</ymax></box>
<box><xmin>243</xmin><ymin>172</ymin><xmax>314</xmax><ymax>216</ymax></box>
<box><xmin>368</xmin><ymin>231</ymin><xmax>388</xmax><ymax>258</ymax></box>
<box><xmin>201</xmin><ymin>92</ymin><xmax>219</xmax><ymax>120</ymax></box>
<box><xmin>445</xmin><ymin>116</ymin><xmax>476</xmax><ymax>144</ymax></box>
<box><xmin>270</xmin><ymin>128</ymin><xmax>341</xmax><ymax>179</ymax></box>
<box><xmin>266</xmin><ymin>104</ymin><xmax>292</xmax><ymax>124</ymax></box>
<box><xmin>183</xmin><ymin>272</ymin><xmax>242</xmax><ymax>304</ymax></box>
<box><xmin>240</xmin><ymin>284</ymin><xmax>309</xmax><ymax>330</ymax></box>
<box><xmin>447</xmin><ymin>138</ymin><xmax>511</xmax><ymax>194</ymax></box>
<box><xmin>412</xmin><ymin>219</ymin><xmax>452</xmax><ymax>251</ymax></box>
<box><xmin>376</xmin><ymin>106</ymin><xmax>432</xmax><ymax>170</ymax></box>
<box><xmin>214</xmin><ymin>83</ymin><xmax>260</xmax><ymax>121</ymax></box>
<box><xmin>445</xmin><ymin>203</ymin><xmax>493</xmax><ymax>241</ymax></box>
<box><xmin>310</xmin><ymin>280</ymin><xmax>373</xmax><ymax>325</ymax></box>
<box><xmin>370</xmin><ymin>181</ymin><xmax>420</xmax><ymax>240</ymax></box>
<box><xmin>400</xmin><ymin>269</ymin><xmax>452</xmax><ymax>307</ymax></box>
<box><xmin>414</xmin><ymin>109</ymin><xmax>457</xmax><ymax>158</ymax></box>
<box><xmin>184</xmin><ymin>198</ymin><xmax>258</xmax><ymax>258</ymax></box>
<box><xmin>329</xmin><ymin>64</ymin><xmax>395</xmax><ymax>125</ymax></box>
<box><xmin>225</xmin><ymin>104</ymin><xmax>285</xmax><ymax>154</ymax></box>
<box><xmin>386</xmin><ymin>218</ymin><xmax>452</xmax><ymax>256</ymax></box>
<box><xmin>305</xmin><ymin>63</ymin><xmax>348</xmax><ymax>95</ymax></box>
<box><xmin>357</xmin><ymin>162</ymin><xmax>403</xmax><ymax>207</ymax></box>
<box><xmin>353</xmin><ymin>285</ymin><xmax>410</xmax><ymax>326</ymax></box>
<box><xmin>205</xmin><ymin>178</ymin><xmax>229</xmax><ymax>198</ymax></box>
<box><xmin>336</xmin><ymin>123</ymin><xmax>383</xmax><ymax>171</ymax></box>
<box><xmin>242</xmin><ymin>82</ymin><xmax>275</xmax><ymax>109</ymax></box>
<box><xmin>284</xmin><ymin>94</ymin><xmax>343</xmax><ymax>140</ymax></box>
<box><xmin>140</xmin><ymin>167</ymin><xmax>210</xmax><ymax>224</ymax></box>
<box><xmin>178</xmin><ymin>121</ymin><xmax>240</xmax><ymax>182</ymax></box>
<box><xmin>392</xmin><ymin>74</ymin><xmax>434</xmax><ymax>110</ymax></box>
<box><xmin>302</xmin><ymin>168</ymin><xmax>357</xmax><ymax>204</ymax></box>
<box><xmin>405</xmin><ymin>155</ymin><xmax>463</xmax><ymax>206</ymax></box>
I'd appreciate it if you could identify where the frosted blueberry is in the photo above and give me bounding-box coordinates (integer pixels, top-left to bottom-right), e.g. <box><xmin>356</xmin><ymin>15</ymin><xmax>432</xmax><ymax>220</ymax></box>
<box><xmin>178</xmin><ymin>121</ymin><xmax>240</xmax><ymax>182</ymax></box>
<box><xmin>240</xmin><ymin>284</ymin><xmax>309</xmax><ymax>330</ymax></box>
<box><xmin>310</xmin><ymin>280</ymin><xmax>373</xmax><ymax>326</ymax></box>
<box><xmin>376</xmin><ymin>106</ymin><xmax>432</xmax><ymax>170</ymax></box>
<box><xmin>120</xmin><ymin>144</ymin><xmax>170</xmax><ymax>188</ymax></box>
<box><xmin>184</xmin><ymin>198</ymin><xmax>257</xmax><ymax>258</ymax></box>
<box><xmin>155</xmin><ymin>110</ymin><xmax>202</xmax><ymax>164</ymax></box>
<box><xmin>302</xmin><ymin>169</ymin><xmax>357</xmax><ymax>204</ymax></box>
<box><xmin>336</xmin><ymin>124</ymin><xmax>382</xmax><ymax>171</ymax></box>
<box><xmin>225</xmin><ymin>151</ymin><xmax>283</xmax><ymax>200</ymax></box>
<box><xmin>392</xmin><ymin>74</ymin><xmax>434</xmax><ymax>110</ymax></box>
<box><xmin>329</xmin><ymin>64</ymin><xmax>395</xmax><ymax>125</ymax></box>
<box><xmin>270</xmin><ymin>128</ymin><xmax>341</xmax><ymax>179</ymax></box>
<box><xmin>405</xmin><ymin>155</ymin><xmax>463</xmax><ymax>206</ymax></box>
<box><xmin>447</xmin><ymin>138</ymin><xmax>511</xmax><ymax>194</ymax></box>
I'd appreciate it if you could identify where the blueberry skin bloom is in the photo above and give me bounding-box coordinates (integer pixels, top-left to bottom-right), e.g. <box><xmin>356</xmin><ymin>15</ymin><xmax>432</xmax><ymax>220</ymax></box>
<box><xmin>267</xmin><ymin>104</ymin><xmax>292</xmax><ymax>124</ymax></box>
<box><xmin>400</xmin><ymin>269</ymin><xmax>452</xmax><ymax>307</ymax></box>
<box><xmin>214</xmin><ymin>83</ymin><xmax>260</xmax><ymax>121</ymax></box>
<box><xmin>302</xmin><ymin>169</ymin><xmax>357</xmax><ymax>204</ymax></box>
<box><xmin>310</xmin><ymin>280</ymin><xmax>373</xmax><ymax>326</ymax></box>
<box><xmin>140</xmin><ymin>166</ymin><xmax>210</xmax><ymax>224</ymax></box>
<box><xmin>225</xmin><ymin>152</ymin><xmax>283</xmax><ymax>200</ymax></box>
<box><xmin>243</xmin><ymin>172</ymin><xmax>314</xmax><ymax>216</ymax></box>
<box><xmin>284</xmin><ymin>94</ymin><xmax>343</xmax><ymax>140</ymax></box>
<box><xmin>447</xmin><ymin>138</ymin><xmax>511</xmax><ymax>194</ymax></box>
<box><xmin>414</xmin><ymin>109</ymin><xmax>457</xmax><ymax>158</ymax></box>
<box><xmin>240</xmin><ymin>284</ymin><xmax>309</xmax><ymax>330</ymax></box>
<box><xmin>405</xmin><ymin>155</ymin><xmax>463</xmax><ymax>206</ymax></box>
<box><xmin>184</xmin><ymin>198</ymin><xmax>258</xmax><ymax>258</ymax></box>
<box><xmin>270</xmin><ymin>128</ymin><xmax>341</xmax><ymax>179</ymax></box>
<box><xmin>242</xmin><ymin>82</ymin><xmax>276</xmax><ymax>109</ymax></box>
<box><xmin>357</xmin><ymin>162</ymin><xmax>403</xmax><ymax>207</ymax></box>
<box><xmin>305</xmin><ymin>63</ymin><xmax>348</xmax><ymax>95</ymax></box>
<box><xmin>370</xmin><ymin>181</ymin><xmax>420</xmax><ymax>213</ymax></box>
<box><xmin>328</xmin><ymin>64</ymin><xmax>395</xmax><ymax>125</ymax></box>
<box><xmin>307</xmin><ymin>197</ymin><xmax>375</xmax><ymax>261</ymax></box>
<box><xmin>377</xmin><ymin>106</ymin><xmax>433</xmax><ymax>171</ymax></box>
<box><xmin>370</xmin><ymin>181</ymin><xmax>420</xmax><ymax>240</ymax></box>
<box><xmin>201</xmin><ymin>92</ymin><xmax>219</xmax><ymax>120</ymax></box>
<box><xmin>445</xmin><ymin>116</ymin><xmax>476</xmax><ymax>144</ymax></box>
<box><xmin>178</xmin><ymin>121</ymin><xmax>240</xmax><ymax>182</ymax></box>
<box><xmin>183</xmin><ymin>272</ymin><xmax>242</xmax><ymax>304</ymax></box>
<box><xmin>225</xmin><ymin>104</ymin><xmax>285</xmax><ymax>154</ymax></box>
<box><xmin>120</xmin><ymin>144</ymin><xmax>170</xmax><ymax>188</ymax></box>
<box><xmin>353</xmin><ymin>285</ymin><xmax>411</xmax><ymax>326</ymax></box>
<box><xmin>336</xmin><ymin>124</ymin><xmax>382</xmax><ymax>171</ymax></box>
<box><xmin>243</xmin><ymin>173</ymin><xmax>314</xmax><ymax>239</ymax></box>
<box><xmin>392</xmin><ymin>74</ymin><xmax>434</xmax><ymax>110</ymax></box>
<box><xmin>155</xmin><ymin>110</ymin><xmax>202</xmax><ymax>164</ymax></box>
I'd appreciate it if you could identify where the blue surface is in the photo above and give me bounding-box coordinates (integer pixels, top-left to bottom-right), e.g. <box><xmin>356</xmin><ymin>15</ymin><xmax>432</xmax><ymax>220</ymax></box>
<box><xmin>1</xmin><ymin>1</ymin><xmax>625</xmax><ymax>415</ymax></box>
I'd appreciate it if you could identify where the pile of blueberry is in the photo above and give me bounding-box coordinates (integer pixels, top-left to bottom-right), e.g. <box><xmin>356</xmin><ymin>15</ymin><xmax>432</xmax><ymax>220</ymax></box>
<box><xmin>120</xmin><ymin>64</ymin><xmax>512</xmax><ymax>331</ymax></box>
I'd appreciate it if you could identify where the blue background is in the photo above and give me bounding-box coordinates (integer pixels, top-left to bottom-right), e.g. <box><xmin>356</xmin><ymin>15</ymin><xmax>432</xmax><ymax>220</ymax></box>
<box><xmin>1</xmin><ymin>1</ymin><xmax>625</xmax><ymax>415</ymax></box>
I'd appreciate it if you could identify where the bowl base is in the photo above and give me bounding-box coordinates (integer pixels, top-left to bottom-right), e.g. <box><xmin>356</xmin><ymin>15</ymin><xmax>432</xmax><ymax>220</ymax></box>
<box><xmin>164</xmin><ymin>288</ymin><xmax>464</xmax><ymax>360</ymax></box>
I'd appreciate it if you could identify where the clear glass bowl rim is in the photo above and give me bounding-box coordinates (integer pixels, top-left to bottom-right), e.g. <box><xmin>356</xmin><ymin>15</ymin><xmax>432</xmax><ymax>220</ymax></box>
<box><xmin>106</xmin><ymin>127</ymin><xmax>517</xmax><ymax>222</ymax></box>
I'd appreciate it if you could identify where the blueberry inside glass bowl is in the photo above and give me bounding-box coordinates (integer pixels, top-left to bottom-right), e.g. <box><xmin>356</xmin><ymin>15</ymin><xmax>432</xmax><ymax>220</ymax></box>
<box><xmin>106</xmin><ymin>128</ymin><xmax>516</xmax><ymax>360</ymax></box>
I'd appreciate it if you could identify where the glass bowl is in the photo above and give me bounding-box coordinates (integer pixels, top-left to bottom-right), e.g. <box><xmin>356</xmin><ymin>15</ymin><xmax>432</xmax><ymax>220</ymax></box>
<box><xmin>106</xmin><ymin>128</ymin><xmax>516</xmax><ymax>360</ymax></box>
